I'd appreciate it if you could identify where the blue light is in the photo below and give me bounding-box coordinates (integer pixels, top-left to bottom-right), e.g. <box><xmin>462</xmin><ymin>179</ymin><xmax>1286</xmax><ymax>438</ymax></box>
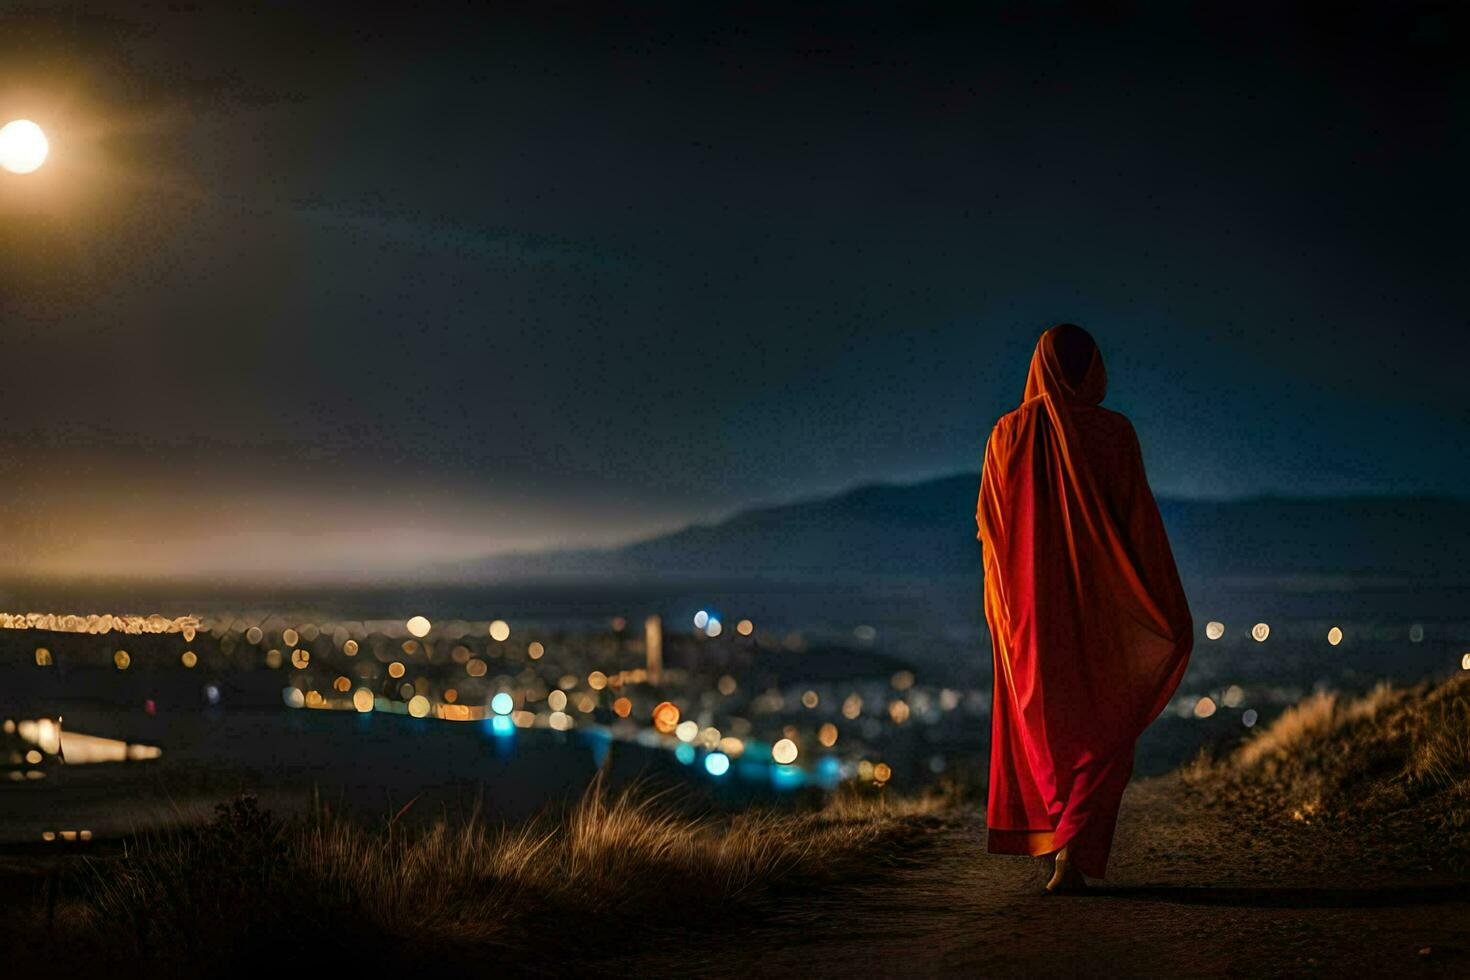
<box><xmin>675</xmin><ymin>742</ymin><xmax>696</xmax><ymax>765</ymax></box>
<box><xmin>582</xmin><ymin>729</ymin><xmax>612</xmax><ymax>767</ymax></box>
<box><xmin>490</xmin><ymin>692</ymin><xmax>514</xmax><ymax>715</ymax></box>
<box><xmin>490</xmin><ymin>714</ymin><xmax>515</xmax><ymax>736</ymax></box>
<box><xmin>815</xmin><ymin>755</ymin><xmax>841</xmax><ymax>788</ymax></box>
<box><xmin>771</xmin><ymin>764</ymin><xmax>806</xmax><ymax>790</ymax></box>
<box><xmin>704</xmin><ymin>751</ymin><xmax>730</xmax><ymax>776</ymax></box>
<box><xmin>203</xmin><ymin>684</ymin><xmax>221</xmax><ymax>706</ymax></box>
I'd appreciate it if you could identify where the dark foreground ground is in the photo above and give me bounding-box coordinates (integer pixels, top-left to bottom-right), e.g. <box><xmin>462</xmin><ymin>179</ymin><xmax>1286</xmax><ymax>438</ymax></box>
<box><xmin>640</xmin><ymin>775</ymin><xmax>1469</xmax><ymax>978</ymax></box>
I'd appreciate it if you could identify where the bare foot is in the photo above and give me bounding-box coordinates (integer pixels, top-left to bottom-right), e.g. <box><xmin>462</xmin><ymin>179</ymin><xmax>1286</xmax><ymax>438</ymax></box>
<box><xmin>1044</xmin><ymin>847</ymin><xmax>1087</xmax><ymax>895</ymax></box>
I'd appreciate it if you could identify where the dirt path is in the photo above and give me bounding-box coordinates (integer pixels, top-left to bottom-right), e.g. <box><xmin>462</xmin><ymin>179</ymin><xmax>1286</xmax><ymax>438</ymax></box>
<box><xmin>647</xmin><ymin>775</ymin><xmax>1470</xmax><ymax>978</ymax></box>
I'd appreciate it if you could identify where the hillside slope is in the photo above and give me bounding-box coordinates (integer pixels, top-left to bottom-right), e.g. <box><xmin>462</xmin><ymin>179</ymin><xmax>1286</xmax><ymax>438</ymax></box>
<box><xmin>454</xmin><ymin>473</ymin><xmax>1470</xmax><ymax>587</ymax></box>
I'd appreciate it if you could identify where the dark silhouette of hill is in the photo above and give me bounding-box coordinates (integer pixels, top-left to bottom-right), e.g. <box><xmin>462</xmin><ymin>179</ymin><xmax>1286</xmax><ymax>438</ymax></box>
<box><xmin>454</xmin><ymin>474</ymin><xmax>1470</xmax><ymax>588</ymax></box>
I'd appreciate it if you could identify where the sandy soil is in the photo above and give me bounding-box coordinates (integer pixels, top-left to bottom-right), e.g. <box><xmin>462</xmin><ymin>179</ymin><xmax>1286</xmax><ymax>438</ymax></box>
<box><xmin>634</xmin><ymin>775</ymin><xmax>1470</xmax><ymax>978</ymax></box>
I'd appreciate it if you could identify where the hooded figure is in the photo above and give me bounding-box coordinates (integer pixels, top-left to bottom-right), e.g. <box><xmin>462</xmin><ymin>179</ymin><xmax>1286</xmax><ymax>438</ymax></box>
<box><xmin>976</xmin><ymin>323</ymin><xmax>1193</xmax><ymax>888</ymax></box>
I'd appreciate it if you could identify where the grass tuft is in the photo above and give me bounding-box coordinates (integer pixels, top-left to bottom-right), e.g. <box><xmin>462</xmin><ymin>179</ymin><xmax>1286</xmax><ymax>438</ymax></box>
<box><xmin>7</xmin><ymin>773</ymin><xmax>949</xmax><ymax>972</ymax></box>
<box><xmin>1187</xmin><ymin>670</ymin><xmax>1470</xmax><ymax>872</ymax></box>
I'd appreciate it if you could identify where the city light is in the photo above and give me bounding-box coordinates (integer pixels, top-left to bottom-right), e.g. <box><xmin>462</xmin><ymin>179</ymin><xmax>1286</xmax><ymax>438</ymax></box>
<box><xmin>1205</xmin><ymin>621</ymin><xmax>1225</xmax><ymax>640</ymax></box>
<box><xmin>772</xmin><ymin>738</ymin><xmax>798</xmax><ymax>764</ymax></box>
<box><xmin>406</xmin><ymin>615</ymin><xmax>432</xmax><ymax>638</ymax></box>
<box><xmin>1327</xmin><ymin>626</ymin><xmax>1343</xmax><ymax>646</ymax></box>
<box><xmin>1251</xmin><ymin>622</ymin><xmax>1270</xmax><ymax>642</ymax></box>
<box><xmin>704</xmin><ymin>751</ymin><xmax>730</xmax><ymax>776</ymax></box>
<box><xmin>652</xmin><ymin>701</ymin><xmax>680</xmax><ymax>734</ymax></box>
<box><xmin>491</xmin><ymin>692</ymin><xmax>514</xmax><ymax>715</ymax></box>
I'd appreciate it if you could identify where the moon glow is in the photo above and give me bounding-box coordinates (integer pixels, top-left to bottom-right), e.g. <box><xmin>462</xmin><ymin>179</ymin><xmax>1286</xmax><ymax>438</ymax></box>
<box><xmin>0</xmin><ymin>119</ymin><xmax>50</xmax><ymax>174</ymax></box>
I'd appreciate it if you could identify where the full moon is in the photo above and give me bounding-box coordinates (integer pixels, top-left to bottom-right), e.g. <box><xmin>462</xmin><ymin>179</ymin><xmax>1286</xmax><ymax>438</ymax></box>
<box><xmin>0</xmin><ymin>119</ymin><xmax>49</xmax><ymax>174</ymax></box>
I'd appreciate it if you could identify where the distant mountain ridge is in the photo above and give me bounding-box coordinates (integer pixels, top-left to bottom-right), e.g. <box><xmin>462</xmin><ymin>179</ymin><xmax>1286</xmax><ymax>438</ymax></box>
<box><xmin>453</xmin><ymin>474</ymin><xmax>1470</xmax><ymax>587</ymax></box>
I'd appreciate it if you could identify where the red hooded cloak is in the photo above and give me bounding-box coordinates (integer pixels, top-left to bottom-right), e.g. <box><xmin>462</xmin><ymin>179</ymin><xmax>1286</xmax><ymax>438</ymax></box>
<box><xmin>976</xmin><ymin>325</ymin><xmax>1193</xmax><ymax>878</ymax></box>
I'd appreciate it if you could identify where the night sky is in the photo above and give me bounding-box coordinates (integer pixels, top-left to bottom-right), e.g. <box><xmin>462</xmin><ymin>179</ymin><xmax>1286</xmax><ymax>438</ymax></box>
<box><xmin>0</xmin><ymin>2</ymin><xmax>1464</xmax><ymax>581</ymax></box>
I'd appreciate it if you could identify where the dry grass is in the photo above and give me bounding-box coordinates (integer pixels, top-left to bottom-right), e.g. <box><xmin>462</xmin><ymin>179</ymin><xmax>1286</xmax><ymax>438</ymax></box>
<box><xmin>5</xmin><ymin>774</ymin><xmax>952</xmax><ymax>973</ymax></box>
<box><xmin>1186</xmin><ymin>670</ymin><xmax>1470</xmax><ymax>873</ymax></box>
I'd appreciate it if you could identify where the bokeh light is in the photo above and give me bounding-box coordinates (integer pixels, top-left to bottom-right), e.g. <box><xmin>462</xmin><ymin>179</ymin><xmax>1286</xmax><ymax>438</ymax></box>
<box><xmin>488</xmin><ymin>620</ymin><xmax>511</xmax><ymax>642</ymax></box>
<box><xmin>1205</xmin><ymin>621</ymin><xmax>1225</xmax><ymax>640</ymax></box>
<box><xmin>406</xmin><ymin>615</ymin><xmax>431</xmax><ymax>638</ymax></box>
<box><xmin>704</xmin><ymin>751</ymin><xmax>730</xmax><ymax>776</ymax></box>
<box><xmin>772</xmin><ymin>738</ymin><xmax>798</xmax><ymax>764</ymax></box>
<box><xmin>1251</xmin><ymin>622</ymin><xmax>1270</xmax><ymax>642</ymax></box>
<box><xmin>652</xmin><ymin>701</ymin><xmax>680</xmax><ymax>734</ymax></box>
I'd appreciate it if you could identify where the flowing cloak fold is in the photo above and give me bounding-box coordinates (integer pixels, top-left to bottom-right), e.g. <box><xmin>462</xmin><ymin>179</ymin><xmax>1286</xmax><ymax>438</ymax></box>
<box><xmin>976</xmin><ymin>331</ymin><xmax>1193</xmax><ymax>879</ymax></box>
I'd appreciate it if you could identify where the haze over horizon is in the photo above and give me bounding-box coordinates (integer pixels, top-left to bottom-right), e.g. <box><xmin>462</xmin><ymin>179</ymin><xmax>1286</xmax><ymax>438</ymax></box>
<box><xmin>1</xmin><ymin>2</ymin><xmax>1464</xmax><ymax>582</ymax></box>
